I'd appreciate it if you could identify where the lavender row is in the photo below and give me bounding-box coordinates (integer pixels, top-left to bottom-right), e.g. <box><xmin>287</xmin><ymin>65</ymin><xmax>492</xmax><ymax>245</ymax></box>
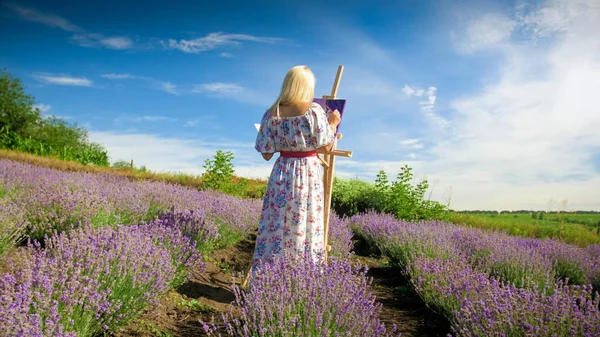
<box><xmin>201</xmin><ymin>253</ymin><xmax>400</xmax><ymax>337</ymax></box>
<box><xmin>0</xmin><ymin>221</ymin><xmax>203</xmax><ymax>337</ymax></box>
<box><xmin>349</xmin><ymin>211</ymin><xmax>600</xmax><ymax>336</ymax></box>
<box><xmin>0</xmin><ymin>158</ymin><xmax>262</xmax><ymax>253</ymax></box>
<box><xmin>408</xmin><ymin>255</ymin><xmax>600</xmax><ymax>337</ymax></box>
<box><xmin>349</xmin><ymin>211</ymin><xmax>600</xmax><ymax>291</ymax></box>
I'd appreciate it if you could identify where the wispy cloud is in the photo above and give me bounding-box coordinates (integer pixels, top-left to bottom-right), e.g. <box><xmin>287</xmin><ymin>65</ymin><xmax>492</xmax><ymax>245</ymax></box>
<box><xmin>4</xmin><ymin>4</ymin><xmax>287</xmax><ymax>55</ymax></box>
<box><xmin>403</xmin><ymin>84</ymin><xmax>450</xmax><ymax>129</ymax></box>
<box><xmin>159</xmin><ymin>81</ymin><xmax>178</xmax><ymax>95</ymax></box>
<box><xmin>89</xmin><ymin>130</ymin><xmax>273</xmax><ymax>179</ymax></box>
<box><xmin>450</xmin><ymin>13</ymin><xmax>517</xmax><ymax>54</ymax></box>
<box><xmin>71</xmin><ymin>34</ymin><xmax>133</xmax><ymax>50</ymax></box>
<box><xmin>33</xmin><ymin>103</ymin><xmax>52</xmax><ymax>113</ymax></box>
<box><xmin>102</xmin><ymin>73</ymin><xmax>179</xmax><ymax>95</ymax></box>
<box><xmin>114</xmin><ymin>115</ymin><xmax>177</xmax><ymax>124</ymax></box>
<box><xmin>101</xmin><ymin>73</ymin><xmax>136</xmax><ymax>80</ymax></box>
<box><xmin>402</xmin><ymin>85</ymin><xmax>425</xmax><ymax>97</ymax></box>
<box><xmin>4</xmin><ymin>3</ymin><xmax>134</xmax><ymax>50</ymax></box>
<box><xmin>192</xmin><ymin>83</ymin><xmax>243</xmax><ymax>94</ymax></box>
<box><xmin>398</xmin><ymin>138</ymin><xmax>424</xmax><ymax>149</ymax></box>
<box><xmin>183</xmin><ymin>115</ymin><xmax>220</xmax><ymax>129</ymax></box>
<box><xmin>163</xmin><ymin>32</ymin><xmax>286</xmax><ymax>54</ymax></box>
<box><xmin>34</xmin><ymin>74</ymin><xmax>93</xmax><ymax>87</ymax></box>
<box><xmin>3</xmin><ymin>2</ymin><xmax>81</xmax><ymax>32</ymax></box>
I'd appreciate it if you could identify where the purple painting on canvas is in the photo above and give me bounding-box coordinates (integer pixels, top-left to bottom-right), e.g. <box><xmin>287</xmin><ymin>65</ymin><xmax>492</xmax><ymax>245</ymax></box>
<box><xmin>313</xmin><ymin>98</ymin><xmax>346</xmax><ymax>135</ymax></box>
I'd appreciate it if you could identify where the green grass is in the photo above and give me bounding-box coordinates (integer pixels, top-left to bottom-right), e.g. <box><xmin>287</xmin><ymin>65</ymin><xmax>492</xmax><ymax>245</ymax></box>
<box><xmin>452</xmin><ymin>212</ymin><xmax>600</xmax><ymax>247</ymax></box>
<box><xmin>177</xmin><ymin>299</ymin><xmax>218</xmax><ymax>313</ymax></box>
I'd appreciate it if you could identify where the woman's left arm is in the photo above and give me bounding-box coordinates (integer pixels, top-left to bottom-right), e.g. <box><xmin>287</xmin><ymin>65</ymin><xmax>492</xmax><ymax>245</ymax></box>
<box><xmin>261</xmin><ymin>153</ymin><xmax>274</xmax><ymax>161</ymax></box>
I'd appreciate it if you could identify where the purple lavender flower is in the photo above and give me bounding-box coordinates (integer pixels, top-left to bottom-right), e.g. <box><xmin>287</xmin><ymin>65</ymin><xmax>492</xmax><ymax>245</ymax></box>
<box><xmin>201</xmin><ymin>253</ymin><xmax>400</xmax><ymax>337</ymax></box>
<box><xmin>0</xmin><ymin>223</ymin><xmax>200</xmax><ymax>336</ymax></box>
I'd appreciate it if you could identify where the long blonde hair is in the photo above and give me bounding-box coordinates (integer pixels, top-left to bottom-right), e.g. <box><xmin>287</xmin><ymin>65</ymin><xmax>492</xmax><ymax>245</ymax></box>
<box><xmin>270</xmin><ymin>65</ymin><xmax>315</xmax><ymax>114</ymax></box>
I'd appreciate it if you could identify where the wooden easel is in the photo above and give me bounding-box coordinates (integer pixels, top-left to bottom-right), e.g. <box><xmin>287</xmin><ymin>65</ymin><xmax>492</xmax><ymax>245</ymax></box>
<box><xmin>318</xmin><ymin>65</ymin><xmax>352</xmax><ymax>263</ymax></box>
<box><xmin>241</xmin><ymin>65</ymin><xmax>352</xmax><ymax>287</ymax></box>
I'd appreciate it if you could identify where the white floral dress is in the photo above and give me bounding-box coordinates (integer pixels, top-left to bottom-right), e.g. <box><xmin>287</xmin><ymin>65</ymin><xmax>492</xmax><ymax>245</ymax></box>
<box><xmin>251</xmin><ymin>102</ymin><xmax>335</xmax><ymax>274</ymax></box>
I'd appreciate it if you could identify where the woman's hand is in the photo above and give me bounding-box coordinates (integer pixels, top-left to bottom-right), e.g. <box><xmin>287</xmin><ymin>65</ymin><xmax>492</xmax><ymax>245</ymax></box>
<box><xmin>328</xmin><ymin>109</ymin><xmax>341</xmax><ymax>127</ymax></box>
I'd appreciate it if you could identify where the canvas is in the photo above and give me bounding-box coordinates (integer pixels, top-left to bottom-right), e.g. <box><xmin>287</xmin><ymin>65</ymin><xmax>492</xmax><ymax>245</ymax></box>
<box><xmin>312</xmin><ymin>98</ymin><xmax>346</xmax><ymax>135</ymax></box>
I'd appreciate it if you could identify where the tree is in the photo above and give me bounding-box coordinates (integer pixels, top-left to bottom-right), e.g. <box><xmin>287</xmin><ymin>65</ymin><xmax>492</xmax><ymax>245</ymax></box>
<box><xmin>0</xmin><ymin>68</ymin><xmax>43</xmax><ymax>146</ymax></box>
<box><xmin>0</xmin><ymin>69</ymin><xmax>109</xmax><ymax>166</ymax></box>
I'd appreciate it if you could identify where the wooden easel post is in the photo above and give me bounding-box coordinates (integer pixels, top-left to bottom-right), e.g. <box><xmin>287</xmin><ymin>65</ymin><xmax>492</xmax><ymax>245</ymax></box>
<box><xmin>320</xmin><ymin>65</ymin><xmax>352</xmax><ymax>264</ymax></box>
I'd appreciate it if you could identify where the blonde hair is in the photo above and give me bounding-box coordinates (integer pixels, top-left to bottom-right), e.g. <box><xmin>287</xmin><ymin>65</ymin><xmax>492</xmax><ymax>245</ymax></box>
<box><xmin>270</xmin><ymin>65</ymin><xmax>315</xmax><ymax>114</ymax></box>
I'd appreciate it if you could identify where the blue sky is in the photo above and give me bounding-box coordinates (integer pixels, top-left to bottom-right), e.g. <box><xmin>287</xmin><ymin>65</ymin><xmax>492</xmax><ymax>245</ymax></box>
<box><xmin>1</xmin><ymin>0</ymin><xmax>599</xmax><ymax>211</ymax></box>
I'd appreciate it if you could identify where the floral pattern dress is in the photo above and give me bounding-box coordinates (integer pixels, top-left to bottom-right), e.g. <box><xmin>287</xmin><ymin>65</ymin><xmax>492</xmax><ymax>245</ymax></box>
<box><xmin>251</xmin><ymin>102</ymin><xmax>335</xmax><ymax>275</ymax></box>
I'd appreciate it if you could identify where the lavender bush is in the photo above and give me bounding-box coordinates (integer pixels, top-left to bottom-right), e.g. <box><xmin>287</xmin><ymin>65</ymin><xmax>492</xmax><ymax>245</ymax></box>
<box><xmin>0</xmin><ymin>200</ymin><xmax>27</xmax><ymax>255</ymax></box>
<box><xmin>201</xmin><ymin>253</ymin><xmax>400</xmax><ymax>337</ymax></box>
<box><xmin>0</xmin><ymin>223</ymin><xmax>203</xmax><ymax>336</ymax></box>
<box><xmin>407</xmin><ymin>255</ymin><xmax>600</xmax><ymax>337</ymax></box>
<box><xmin>327</xmin><ymin>212</ymin><xmax>354</xmax><ymax>260</ymax></box>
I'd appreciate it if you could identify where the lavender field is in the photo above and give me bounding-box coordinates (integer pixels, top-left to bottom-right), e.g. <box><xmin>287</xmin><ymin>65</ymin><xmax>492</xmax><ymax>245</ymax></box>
<box><xmin>1</xmin><ymin>157</ymin><xmax>599</xmax><ymax>336</ymax></box>
<box><xmin>0</xmin><ymin>158</ymin><xmax>375</xmax><ymax>336</ymax></box>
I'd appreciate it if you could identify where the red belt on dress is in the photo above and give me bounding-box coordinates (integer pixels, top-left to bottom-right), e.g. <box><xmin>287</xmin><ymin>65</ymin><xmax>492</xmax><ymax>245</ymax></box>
<box><xmin>280</xmin><ymin>151</ymin><xmax>318</xmax><ymax>158</ymax></box>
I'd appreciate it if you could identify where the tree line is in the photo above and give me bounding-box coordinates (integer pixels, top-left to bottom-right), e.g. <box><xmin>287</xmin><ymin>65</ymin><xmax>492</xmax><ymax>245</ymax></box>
<box><xmin>0</xmin><ymin>69</ymin><xmax>109</xmax><ymax>166</ymax></box>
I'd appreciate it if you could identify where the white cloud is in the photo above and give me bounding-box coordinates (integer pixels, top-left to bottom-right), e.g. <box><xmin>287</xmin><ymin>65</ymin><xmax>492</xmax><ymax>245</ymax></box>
<box><xmin>219</xmin><ymin>52</ymin><xmax>234</xmax><ymax>58</ymax></box>
<box><xmin>4</xmin><ymin>3</ymin><xmax>134</xmax><ymax>51</ymax></box>
<box><xmin>102</xmin><ymin>73</ymin><xmax>178</xmax><ymax>94</ymax></box>
<box><xmin>33</xmin><ymin>103</ymin><xmax>51</xmax><ymax>113</ymax></box>
<box><xmin>114</xmin><ymin>115</ymin><xmax>177</xmax><ymax>123</ymax></box>
<box><xmin>34</xmin><ymin>74</ymin><xmax>93</xmax><ymax>87</ymax></box>
<box><xmin>3</xmin><ymin>3</ymin><xmax>81</xmax><ymax>32</ymax></box>
<box><xmin>89</xmin><ymin>130</ymin><xmax>273</xmax><ymax>179</ymax></box>
<box><xmin>185</xmin><ymin>119</ymin><xmax>200</xmax><ymax>127</ymax></box>
<box><xmin>72</xmin><ymin>34</ymin><xmax>133</xmax><ymax>50</ymax></box>
<box><xmin>399</xmin><ymin>138</ymin><xmax>424</xmax><ymax>149</ymax></box>
<box><xmin>402</xmin><ymin>85</ymin><xmax>425</xmax><ymax>97</ymax></box>
<box><xmin>402</xmin><ymin>84</ymin><xmax>450</xmax><ymax>130</ymax></box>
<box><xmin>101</xmin><ymin>73</ymin><xmax>136</xmax><ymax>79</ymax></box>
<box><xmin>451</xmin><ymin>13</ymin><xmax>517</xmax><ymax>53</ymax></box>
<box><xmin>193</xmin><ymin>83</ymin><xmax>243</xmax><ymax>94</ymax></box>
<box><xmin>163</xmin><ymin>32</ymin><xmax>286</xmax><ymax>54</ymax></box>
<box><xmin>409</xmin><ymin>153</ymin><xmax>417</xmax><ymax>159</ymax></box>
<box><xmin>159</xmin><ymin>81</ymin><xmax>178</xmax><ymax>95</ymax></box>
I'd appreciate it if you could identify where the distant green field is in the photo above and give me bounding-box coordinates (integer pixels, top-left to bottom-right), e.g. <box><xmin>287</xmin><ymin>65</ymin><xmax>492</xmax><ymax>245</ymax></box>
<box><xmin>475</xmin><ymin>213</ymin><xmax>600</xmax><ymax>230</ymax></box>
<box><xmin>451</xmin><ymin>212</ymin><xmax>600</xmax><ymax>247</ymax></box>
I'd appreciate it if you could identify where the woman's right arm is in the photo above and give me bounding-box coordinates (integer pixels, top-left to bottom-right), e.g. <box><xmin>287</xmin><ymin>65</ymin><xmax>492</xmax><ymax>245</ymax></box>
<box><xmin>318</xmin><ymin>109</ymin><xmax>341</xmax><ymax>152</ymax></box>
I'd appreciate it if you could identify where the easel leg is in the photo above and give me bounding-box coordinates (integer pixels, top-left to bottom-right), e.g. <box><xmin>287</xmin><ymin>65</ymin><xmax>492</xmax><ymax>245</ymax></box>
<box><xmin>322</xmin><ymin>147</ymin><xmax>336</xmax><ymax>264</ymax></box>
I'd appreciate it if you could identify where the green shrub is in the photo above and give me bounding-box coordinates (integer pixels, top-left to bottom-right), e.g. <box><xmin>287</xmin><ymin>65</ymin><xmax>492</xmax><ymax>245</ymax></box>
<box><xmin>331</xmin><ymin>165</ymin><xmax>450</xmax><ymax>222</ymax></box>
<box><xmin>331</xmin><ymin>177</ymin><xmax>381</xmax><ymax>217</ymax></box>
<box><xmin>374</xmin><ymin>165</ymin><xmax>450</xmax><ymax>221</ymax></box>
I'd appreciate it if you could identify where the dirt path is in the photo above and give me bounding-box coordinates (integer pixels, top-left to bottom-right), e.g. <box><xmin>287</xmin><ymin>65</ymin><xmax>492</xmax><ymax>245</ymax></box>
<box><xmin>113</xmin><ymin>238</ymin><xmax>255</xmax><ymax>337</ymax></box>
<box><xmin>352</xmin><ymin>255</ymin><xmax>451</xmax><ymax>337</ymax></box>
<box><xmin>114</xmin><ymin>234</ymin><xmax>451</xmax><ymax>337</ymax></box>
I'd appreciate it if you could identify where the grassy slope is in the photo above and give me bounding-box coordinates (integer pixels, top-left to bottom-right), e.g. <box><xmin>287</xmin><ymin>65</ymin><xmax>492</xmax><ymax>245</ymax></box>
<box><xmin>0</xmin><ymin>149</ymin><xmax>268</xmax><ymax>194</ymax></box>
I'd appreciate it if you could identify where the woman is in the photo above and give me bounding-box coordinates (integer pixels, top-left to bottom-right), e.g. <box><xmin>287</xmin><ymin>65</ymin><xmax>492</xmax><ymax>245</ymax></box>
<box><xmin>251</xmin><ymin>65</ymin><xmax>341</xmax><ymax>277</ymax></box>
